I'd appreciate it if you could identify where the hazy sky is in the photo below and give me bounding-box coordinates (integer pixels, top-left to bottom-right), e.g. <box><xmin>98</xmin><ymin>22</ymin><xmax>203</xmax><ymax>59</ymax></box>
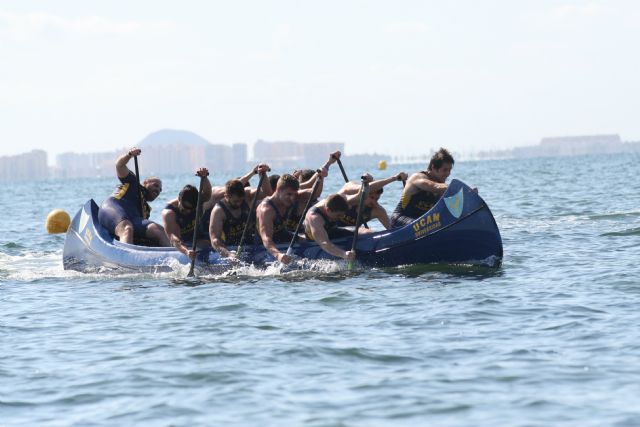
<box><xmin>1</xmin><ymin>0</ymin><xmax>639</xmax><ymax>160</ymax></box>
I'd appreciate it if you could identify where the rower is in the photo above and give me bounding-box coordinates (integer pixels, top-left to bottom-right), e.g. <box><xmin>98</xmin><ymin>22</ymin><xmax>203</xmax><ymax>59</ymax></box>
<box><xmin>256</xmin><ymin>174</ymin><xmax>310</xmax><ymax>264</ymax></box>
<box><xmin>337</xmin><ymin>172</ymin><xmax>408</xmax><ymax>230</ymax></box>
<box><xmin>390</xmin><ymin>147</ymin><xmax>454</xmax><ymax>228</ymax></box>
<box><xmin>209</xmin><ymin>172</ymin><xmax>270</xmax><ymax>258</ymax></box>
<box><xmin>283</xmin><ymin>150</ymin><xmax>342</xmax><ymax>232</ymax></box>
<box><xmin>304</xmin><ymin>194</ymin><xmax>357</xmax><ymax>261</ymax></box>
<box><xmin>97</xmin><ymin>147</ymin><xmax>169</xmax><ymax>246</ymax></box>
<box><xmin>201</xmin><ymin>163</ymin><xmax>273</xmax><ymax>214</ymax></box>
<box><xmin>161</xmin><ymin>168</ymin><xmax>212</xmax><ymax>259</ymax></box>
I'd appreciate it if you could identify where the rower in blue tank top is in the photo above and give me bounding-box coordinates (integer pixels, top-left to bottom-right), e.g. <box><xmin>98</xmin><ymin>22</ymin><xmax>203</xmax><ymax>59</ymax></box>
<box><xmin>97</xmin><ymin>147</ymin><xmax>169</xmax><ymax>246</ymax></box>
<box><xmin>390</xmin><ymin>148</ymin><xmax>455</xmax><ymax>228</ymax></box>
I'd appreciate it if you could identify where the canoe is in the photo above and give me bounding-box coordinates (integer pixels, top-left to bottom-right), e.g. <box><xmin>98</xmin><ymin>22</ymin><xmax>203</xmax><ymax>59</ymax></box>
<box><xmin>62</xmin><ymin>179</ymin><xmax>503</xmax><ymax>273</ymax></box>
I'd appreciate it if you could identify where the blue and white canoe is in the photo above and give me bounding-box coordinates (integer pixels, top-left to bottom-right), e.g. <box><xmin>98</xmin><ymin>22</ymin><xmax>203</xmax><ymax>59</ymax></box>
<box><xmin>62</xmin><ymin>179</ymin><xmax>503</xmax><ymax>273</ymax></box>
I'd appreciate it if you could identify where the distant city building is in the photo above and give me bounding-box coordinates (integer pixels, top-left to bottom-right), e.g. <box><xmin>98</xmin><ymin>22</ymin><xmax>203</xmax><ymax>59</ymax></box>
<box><xmin>138</xmin><ymin>129</ymin><xmax>247</xmax><ymax>175</ymax></box>
<box><xmin>252</xmin><ymin>140</ymin><xmax>345</xmax><ymax>169</ymax></box>
<box><xmin>54</xmin><ymin>150</ymin><xmax>121</xmax><ymax>179</ymax></box>
<box><xmin>0</xmin><ymin>150</ymin><xmax>48</xmax><ymax>182</ymax></box>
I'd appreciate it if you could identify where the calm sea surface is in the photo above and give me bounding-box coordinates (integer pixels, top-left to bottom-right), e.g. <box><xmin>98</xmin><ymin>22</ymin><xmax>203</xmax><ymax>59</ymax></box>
<box><xmin>1</xmin><ymin>154</ymin><xmax>639</xmax><ymax>426</ymax></box>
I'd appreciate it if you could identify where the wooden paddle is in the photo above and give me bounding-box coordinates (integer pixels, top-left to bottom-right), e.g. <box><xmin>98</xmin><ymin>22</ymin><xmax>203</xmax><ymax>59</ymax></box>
<box><xmin>348</xmin><ymin>176</ymin><xmax>369</xmax><ymax>270</ymax></box>
<box><xmin>187</xmin><ymin>174</ymin><xmax>207</xmax><ymax>277</ymax></box>
<box><xmin>286</xmin><ymin>170</ymin><xmax>323</xmax><ymax>257</ymax></box>
<box><xmin>236</xmin><ymin>172</ymin><xmax>266</xmax><ymax>258</ymax></box>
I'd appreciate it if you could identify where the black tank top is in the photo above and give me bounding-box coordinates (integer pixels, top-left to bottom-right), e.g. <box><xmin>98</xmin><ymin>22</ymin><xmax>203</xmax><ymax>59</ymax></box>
<box><xmin>391</xmin><ymin>172</ymin><xmax>440</xmax><ymax>221</ymax></box>
<box><xmin>335</xmin><ymin>205</ymin><xmax>372</xmax><ymax>227</ymax></box>
<box><xmin>306</xmin><ymin>206</ymin><xmax>339</xmax><ymax>241</ymax></box>
<box><xmin>261</xmin><ymin>198</ymin><xmax>293</xmax><ymax>243</ymax></box>
<box><xmin>217</xmin><ymin>200</ymin><xmax>250</xmax><ymax>245</ymax></box>
<box><xmin>165</xmin><ymin>203</ymin><xmax>197</xmax><ymax>242</ymax></box>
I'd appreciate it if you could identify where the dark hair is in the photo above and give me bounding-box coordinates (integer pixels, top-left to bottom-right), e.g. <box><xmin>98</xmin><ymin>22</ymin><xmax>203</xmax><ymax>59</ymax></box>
<box><xmin>299</xmin><ymin>169</ymin><xmax>315</xmax><ymax>181</ymax></box>
<box><xmin>269</xmin><ymin>174</ymin><xmax>280</xmax><ymax>191</ymax></box>
<box><xmin>373</xmin><ymin>187</ymin><xmax>383</xmax><ymax>195</ymax></box>
<box><xmin>326</xmin><ymin>194</ymin><xmax>349</xmax><ymax>213</ymax></box>
<box><xmin>428</xmin><ymin>148</ymin><xmax>455</xmax><ymax>171</ymax></box>
<box><xmin>179</xmin><ymin>185</ymin><xmax>198</xmax><ymax>208</ymax></box>
<box><xmin>225</xmin><ymin>179</ymin><xmax>245</xmax><ymax>198</ymax></box>
<box><xmin>277</xmin><ymin>174</ymin><xmax>300</xmax><ymax>192</ymax></box>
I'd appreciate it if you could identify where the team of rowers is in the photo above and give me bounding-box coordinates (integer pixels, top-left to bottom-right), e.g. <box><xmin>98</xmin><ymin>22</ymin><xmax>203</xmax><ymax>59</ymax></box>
<box><xmin>97</xmin><ymin>147</ymin><xmax>456</xmax><ymax>264</ymax></box>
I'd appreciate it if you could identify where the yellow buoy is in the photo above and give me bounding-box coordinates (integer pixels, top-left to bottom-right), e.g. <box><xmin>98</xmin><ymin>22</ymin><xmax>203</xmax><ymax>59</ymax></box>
<box><xmin>378</xmin><ymin>160</ymin><xmax>387</xmax><ymax>170</ymax></box>
<box><xmin>46</xmin><ymin>209</ymin><xmax>71</xmax><ymax>234</ymax></box>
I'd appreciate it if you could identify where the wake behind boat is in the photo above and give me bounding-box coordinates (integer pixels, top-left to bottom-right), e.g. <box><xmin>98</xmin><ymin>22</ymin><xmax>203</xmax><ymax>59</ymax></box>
<box><xmin>62</xmin><ymin>179</ymin><xmax>503</xmax><ymax>274</ymax></box>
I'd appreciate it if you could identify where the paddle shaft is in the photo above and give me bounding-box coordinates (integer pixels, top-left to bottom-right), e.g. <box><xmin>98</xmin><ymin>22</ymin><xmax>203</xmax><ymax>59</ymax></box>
<box><xmin>286</xmin><ymin>172</ymin><xmax>323</xmax><ymax>256</ymax></box>
<box><xmin>236</xmin><ymin>172</ymin><xmax>266</xmax><ymax>257</ymax></box>
<box><xmin>187</xmin><ymin>176</ymin><xmax>206</xmax><ymax>277</ymax></box>
<box><xmin>334</xmin><ymin>156</ymin><xmax>369</xmax><ymax>229</ymax></box>
<box><xmin>348</xmin><ymin>177</ymin><xmax>369</xmax><ymax>268</ymax></box>
<box><xmin>133</xmin><ymin>155</ymin><xmax>144</xmax><ymax>218</ymax></box>
<box><xmin>334</xmin><ymin>156</ymin><xmax>349</xmax><ymax>183</ymax></box>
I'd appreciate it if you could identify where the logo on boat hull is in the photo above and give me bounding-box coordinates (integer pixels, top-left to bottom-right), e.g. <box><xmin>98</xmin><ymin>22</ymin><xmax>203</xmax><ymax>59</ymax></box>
<box><xmin>413</xmin><ymin>212</ymin><xmax>441</xmax><ymax>238</ymax></box>
<box><xmin>444</xmin><ymin>189</ymin><xmax>464</xmax><ymax>219</ymax></box>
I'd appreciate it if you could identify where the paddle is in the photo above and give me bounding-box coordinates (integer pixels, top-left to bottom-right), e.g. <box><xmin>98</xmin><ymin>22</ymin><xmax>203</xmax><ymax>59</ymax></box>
<box><xmin>187</xmin><ymin>173</ymin><xmax>207</xmax><ymax>277</ymax></box>
<box><xmin>334</xmin><ymin>155</ymin><xmax>349</xmax><ymax>183</ymax></box>
<box><xmin>236</xmin><ymin>172</ymin><xmax>266</xmax><ymax>258</ymax></box>
<box><xmin>285</xmin><ymin>170</ymin><xmax>323</xmax><ymax>258</ymax></box>
<box><xmin>334</xmin><ymin>156</ymin><xmax>369</xmax><ymax>229</ymax></box>
<box><xmin>133</xmin><ymin>155</ymin><xmax>144</xmax><ymax>217</ymax></box>
<box><xmin>348</xmin><ymin>176</ymin><xmax>369</xmax><ymax>270</ymax></box>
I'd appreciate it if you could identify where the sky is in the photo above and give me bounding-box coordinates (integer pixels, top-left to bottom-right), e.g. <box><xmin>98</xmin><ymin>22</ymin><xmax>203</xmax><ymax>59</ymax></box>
<box><xmin>1</xmin><ymin>0</ymin><xmax>639</xmax><ymax>161</ymax></box>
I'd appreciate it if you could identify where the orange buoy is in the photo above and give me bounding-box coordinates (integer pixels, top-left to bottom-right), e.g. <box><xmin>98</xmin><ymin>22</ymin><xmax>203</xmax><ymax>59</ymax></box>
<box><xmin>46</xmin><ymin>209</ymin><xmax>71</xmax><ymax>234</ymax></box>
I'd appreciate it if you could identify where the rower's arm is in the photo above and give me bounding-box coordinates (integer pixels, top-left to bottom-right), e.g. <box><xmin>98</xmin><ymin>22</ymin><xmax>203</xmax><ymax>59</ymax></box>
<box><xmin>368</xmin><ymin>172</ymin><xmax>407</xmax><ymax>193</ymax></box>
<box><xmin>308</xmin><ymin>214</ymin><xmax>349</xmax><ymax>260</ymax></box>
<box><xmin>372</xmin><ymin>205</ymin><xmax>391</xmax><ymax>230</ymax></box>
<box><xmin>299</xmin><ymin>174</ymin><xmax>317</xmax><ymax>190</ymax></box>
<box><xmin>115</xmin><ymin>148</ymin><xmax>140</xmax><ymax>179</ymax></box>
<box><xmin>200</xmin><ymin>176</ymin><xmax>212</xmax><ymax>203</ymax></box>
<box><xmin>238</xmin><ymin>165</ymin><xmax>259</xmax><ymax>185</ymax></box>
<box><xmin>260</xmin><ymin>172</ymin><xmax>273</xmax><ymax>196</ymax></box>
<box><xmin>257</xmin><ymin>204</ymin><xmax>283</xmax><ymax>260</ymax></box>
<box><xmin>162</xmin><ymin>208</ymin><xmax>190</xmax><ymax>256</ymax></box>
<box><xmin>412</xmin><ymin>174</ymin><xmax>448</xmax><ymax>195</ymax></box>
<box><xmin>208</xmin><ymin>205</ymin><xmax>230</xmax><ymax>256</ymax></box>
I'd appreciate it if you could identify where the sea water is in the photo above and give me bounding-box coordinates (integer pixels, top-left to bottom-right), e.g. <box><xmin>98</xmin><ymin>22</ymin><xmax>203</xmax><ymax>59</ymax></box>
<box><xmin>1</xmin><ymin>154</ymin><xmax>639</xmax><ymax>426</ymax></box>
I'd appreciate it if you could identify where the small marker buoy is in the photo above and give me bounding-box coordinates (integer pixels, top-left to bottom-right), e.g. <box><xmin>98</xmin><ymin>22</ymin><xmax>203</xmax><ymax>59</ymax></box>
<box><xmin>46</xmin><ymin>209</ymin><xmax>71</xmax><ymax>234</ymax></box>
<box><xmin>378</xmin><ymin>160</ymin><xmax>387</xmax><ymax>170</ymax></box>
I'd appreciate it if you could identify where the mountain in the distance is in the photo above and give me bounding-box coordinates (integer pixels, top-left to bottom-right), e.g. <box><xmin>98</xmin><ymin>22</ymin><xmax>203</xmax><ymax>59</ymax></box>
<box><xmin>138</xmin><ymin>129</ymin><xmax>211</xmax><ymax>147</ymax></box>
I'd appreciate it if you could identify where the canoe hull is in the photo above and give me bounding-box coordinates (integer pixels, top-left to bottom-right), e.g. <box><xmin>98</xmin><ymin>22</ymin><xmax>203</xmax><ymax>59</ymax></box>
<box><xmin>63</xmin><ymin>179</ymin><xmax>503</xmax><ymax>273</ymax></box>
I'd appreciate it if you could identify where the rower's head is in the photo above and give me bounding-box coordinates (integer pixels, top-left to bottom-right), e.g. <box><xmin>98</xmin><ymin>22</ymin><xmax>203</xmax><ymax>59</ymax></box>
<box><xmin>178</xmin><ymin>184</ymin><xmax>198</xmax><ymax>213</ymax></box>
<box><xmin>427</xmin><ymin>148</ymin><xmax>454</xmax><ymax>183</ymax></box>
<box><xmin>365</xmin><ymin>188</ymin><xmax>383</xmax><ymax>208</ymax></box>
<box><xmin>143</xmin><ymin>177</ymin><xmax>162</xmax><ymax>201</ymax></box>
<box><xmin>325</xmin><ymin>194</ymin><xmax>349</xmax><ymax>221</ymax></box>
<box><xmin>225</xmin><ymin>179</ymin><xmax>246</xmax><ymax>209</ymax></box>
<box><xmin>268</xmin><ymin>174</ymin><xmax>280</xmax><ymax>192</ymax></box>
<box><xmin>275</xmin><ymin>174</ymin><xmax>300</xmax><ymax>207</ymax></box>
<box><xmin>299</xmin><ymin>169</ymin><xmax>315</xmax><ymax>182</ymax></box>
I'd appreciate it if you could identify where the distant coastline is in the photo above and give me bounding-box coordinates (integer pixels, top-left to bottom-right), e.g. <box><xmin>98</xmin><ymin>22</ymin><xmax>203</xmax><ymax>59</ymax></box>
<box><xmin>1</xmin><ymin>131</ymin><xmax>638</xmax><ymax>182</ymax></box>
